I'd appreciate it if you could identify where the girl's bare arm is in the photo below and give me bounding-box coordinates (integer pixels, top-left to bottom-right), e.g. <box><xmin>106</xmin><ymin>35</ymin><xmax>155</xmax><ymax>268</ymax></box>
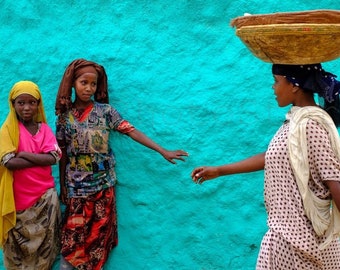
<box><xmin>5</xmin><ymin>152</ymin><xmax>56</xmax><ymax>170</ymax></box>
<box><xmin>127</xmin><ymin>129</ymin><xmax>188</xmax><ymax>164</ymax></box>
<box><xmin>191</xmin><ymin>152</ymin><xmax>266</xmax><ymax>184</ymax></box>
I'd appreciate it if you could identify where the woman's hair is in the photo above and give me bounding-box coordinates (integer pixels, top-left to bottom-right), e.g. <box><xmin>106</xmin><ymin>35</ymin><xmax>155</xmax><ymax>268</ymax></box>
<box><xmin>272</xmin><ymin>63</ymin><xmax>340</xmax><ymax>126</ymax></box>
<box><xmin>55</xmin><ymin>59</ymin><xmax>109</xmax><ymax>115</ymax></box>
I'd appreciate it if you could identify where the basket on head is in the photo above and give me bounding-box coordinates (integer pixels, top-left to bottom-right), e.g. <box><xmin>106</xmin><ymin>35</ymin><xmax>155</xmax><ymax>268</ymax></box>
<box><xmin>230</xmin><ymin>10</ymin><xmax>340</xmax><ymax>64</ymax></box>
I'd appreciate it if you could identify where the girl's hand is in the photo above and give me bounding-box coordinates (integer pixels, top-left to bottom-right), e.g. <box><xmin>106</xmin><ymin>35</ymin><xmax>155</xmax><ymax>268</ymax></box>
<box><xmin>191</xmin><ymin>166</ymin><xmax>219</xmax><ymax>184</ymax></box>
<box><xmin>60</xmin><ymin>186</ymin><xmax>69</xmax><ymax>205</ymax></box>
<box><xmin>15</xmin><ymin>151</ymin><xmax>28</xmax><ymax>159</ymax></box>
<box><xmin>162</xmin><ymin>150</ymin><xmax>189</xmax><ymax>164</ymax></box>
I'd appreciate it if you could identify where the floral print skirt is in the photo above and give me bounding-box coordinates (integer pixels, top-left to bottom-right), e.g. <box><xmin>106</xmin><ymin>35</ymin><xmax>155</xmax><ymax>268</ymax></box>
<box><xmin>61</xmin><ymin>186</ymin><xmax>118</xmax><ymax>270</ymax></box>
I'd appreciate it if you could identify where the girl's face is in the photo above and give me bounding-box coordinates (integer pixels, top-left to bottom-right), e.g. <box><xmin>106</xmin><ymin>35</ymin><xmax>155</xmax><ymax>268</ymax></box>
<box><xmin>13</xmin><ymin>94</ymin><xmax>39</xmax><ymax>122</ymax></box>
<box><xmin>272</xmin><ymin>75</ymin><xmax>296</xmax><ymax>107</ymax></box>
<box><xmin>74</xmin><ymin>72</ymin><xmax>98</xmax><ymax>103</ymax></box>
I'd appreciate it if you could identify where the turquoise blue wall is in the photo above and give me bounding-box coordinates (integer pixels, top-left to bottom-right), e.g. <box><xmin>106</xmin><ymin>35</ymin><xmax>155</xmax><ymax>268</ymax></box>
<box><xmin>1</xmin><ymin>1</ymin><xmax>339</xmax><ymax>269</ymax></box>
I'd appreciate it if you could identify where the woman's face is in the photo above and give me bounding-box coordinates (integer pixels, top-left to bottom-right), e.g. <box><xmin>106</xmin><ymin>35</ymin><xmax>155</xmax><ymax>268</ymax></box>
<box><xmin>13</xmin><ymin>94</ymin><xmax>39</xmax><ymax>122</ymax></box>
<box><xmin>74</xmin><ymin>72</ymin><xmax>98</xmax><ymax>103</ymax></box>
<box><xmin>272</xmin><ymin>75</ymin><xmax>296</xmax><ymax>107</ymax></box>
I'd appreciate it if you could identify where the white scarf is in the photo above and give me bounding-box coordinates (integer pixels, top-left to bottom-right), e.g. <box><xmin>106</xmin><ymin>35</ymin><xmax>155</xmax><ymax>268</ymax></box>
<box><xmin>287</xmin><ymin>106</ymin><xmax>340</xmax><ymax>249</ymax></box>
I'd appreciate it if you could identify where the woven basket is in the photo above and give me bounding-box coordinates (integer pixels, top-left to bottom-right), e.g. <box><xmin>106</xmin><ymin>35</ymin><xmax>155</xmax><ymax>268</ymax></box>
<box><xmin>231</xmin><ymin>10</ymin><xmax>340</xmax><ymax>64</ymax></box>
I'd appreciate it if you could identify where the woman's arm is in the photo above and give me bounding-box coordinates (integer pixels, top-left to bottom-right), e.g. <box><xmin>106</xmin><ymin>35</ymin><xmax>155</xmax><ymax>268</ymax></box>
<box><xmin>5</xmin><ymin>152</ymin><xmax>56</xmax><ymax>170</ymax></box>
<box><xmin>126</xmin><ymin>129</ymin><xmax>188</xmax><ymax>164</ymax></box>
<box><xmin>57</xmin><ymin>139</ymin><xmax>68</xmax><ymax>204</ymax></box>
<box><xmin>191</xmin><ymin>152</ymin><xmax>266</xmax><ymax>184</ymax></box>
<box><xmin>17</xmin><ymin>151</ymin><xmax>56</xmax><ymax>165</ymax></box>
<box><xmin>325</xmin><ymin>181</ymin><xmax>340</xmax><ymax>211</ymax></box>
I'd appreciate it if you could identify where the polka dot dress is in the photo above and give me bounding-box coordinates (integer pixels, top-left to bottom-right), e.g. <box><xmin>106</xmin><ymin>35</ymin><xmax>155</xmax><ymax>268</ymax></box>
<box><xmin>256</xmin><ymin>119</ymin><xmax>340</xmax><ymax>269</ymax></box>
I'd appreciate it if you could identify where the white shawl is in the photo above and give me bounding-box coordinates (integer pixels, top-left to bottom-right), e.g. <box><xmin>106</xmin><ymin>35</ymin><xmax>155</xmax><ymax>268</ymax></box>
<box><xmin>287</xmin><ymin>106</ymin><xmax>340</xmax><ymax>249</ymax></box>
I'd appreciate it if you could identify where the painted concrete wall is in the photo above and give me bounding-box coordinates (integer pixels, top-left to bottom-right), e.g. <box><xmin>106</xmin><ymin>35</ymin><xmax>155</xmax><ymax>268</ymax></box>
<box><xmin>0</xmin><ymin>1</ymin><xmax>339</xmax><ymax>269</ymax></box>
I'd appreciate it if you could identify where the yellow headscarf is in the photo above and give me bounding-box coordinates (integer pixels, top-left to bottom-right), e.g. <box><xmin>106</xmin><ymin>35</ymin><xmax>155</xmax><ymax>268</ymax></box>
<box><xmin>0</xmin><ymin>81</ymin><xmax>46</xmax><ymax>247</ymax></box>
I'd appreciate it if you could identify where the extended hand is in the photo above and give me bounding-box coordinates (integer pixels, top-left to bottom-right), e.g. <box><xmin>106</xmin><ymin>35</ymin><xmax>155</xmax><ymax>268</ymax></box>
<box><xmin>191</xmin><ymin>166</ymin><xmax>219</xmax><ymax>184</ymax></box>
<box><xmin>162</xmin><ymin>150</ymin><xmax>189</xmax><ymax>164</ymax></box>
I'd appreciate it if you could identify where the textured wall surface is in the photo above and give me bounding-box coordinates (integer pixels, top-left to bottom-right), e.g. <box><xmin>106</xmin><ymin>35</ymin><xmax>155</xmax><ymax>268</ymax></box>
<box><xmin>1</xmin><ymin>1</ymin><xmax>339</xmax><ymax>269</ymax></box>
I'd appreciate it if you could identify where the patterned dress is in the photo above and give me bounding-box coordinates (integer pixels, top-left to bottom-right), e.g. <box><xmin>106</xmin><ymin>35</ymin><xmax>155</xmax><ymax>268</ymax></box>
<box><xmin>257</xmin><ymin>117</ymin><xmax>340</xmax><ymax>269</ymax></box>
<box><xmin>56</xmin><ymin>102</ymin><xmax>134</xmax><ymax>270</ymax></box>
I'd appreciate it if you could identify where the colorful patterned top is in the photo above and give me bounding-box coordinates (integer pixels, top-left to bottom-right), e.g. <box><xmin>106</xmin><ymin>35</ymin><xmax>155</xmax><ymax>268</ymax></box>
<box><xmin>56</xmin><ymin>102</ymin><xmax>134</xmax><ymax>198</ymax></box>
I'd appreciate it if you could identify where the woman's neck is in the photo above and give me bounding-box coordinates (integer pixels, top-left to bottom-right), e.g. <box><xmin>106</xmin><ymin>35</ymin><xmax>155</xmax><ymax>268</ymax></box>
<box><xmin>293</xmin><ymin>92</ymin><xmax>317</xmax><ymax>107</ymax></box>
<box><xmin>72</xmin><ymin>101</ymin><xmax>94</xmax><ymax>121</ymax></box>
<box><xmin>73</xmin><ymin>99</ymin><xmax>93</xmax><ymax>110</ymax></box>
<box><xmin>20</xmin><ymin>119</ymin><xmax>39</xmax><ymax>135</ymax></box>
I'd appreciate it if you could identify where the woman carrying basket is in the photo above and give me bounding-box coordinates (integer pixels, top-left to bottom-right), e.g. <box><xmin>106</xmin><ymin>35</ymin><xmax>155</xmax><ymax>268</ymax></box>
<box><xmin>192</xmin><ymin>63</ymin><xmax>340</xmax><ymax>269</ymax></box>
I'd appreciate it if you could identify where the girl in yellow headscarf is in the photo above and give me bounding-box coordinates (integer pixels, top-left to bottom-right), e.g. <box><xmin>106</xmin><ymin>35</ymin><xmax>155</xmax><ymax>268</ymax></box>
<box><xmin>0</xmin><ymin>81</ymin><xmax>62</xmax><ymax>269</ymax></box>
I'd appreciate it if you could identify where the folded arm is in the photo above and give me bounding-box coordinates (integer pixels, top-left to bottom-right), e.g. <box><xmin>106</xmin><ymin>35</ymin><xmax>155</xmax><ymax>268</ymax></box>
<box><xmin>4</xmin><ymin>151</ymin><xmax>57</xmax><ymax>170</ymax></box>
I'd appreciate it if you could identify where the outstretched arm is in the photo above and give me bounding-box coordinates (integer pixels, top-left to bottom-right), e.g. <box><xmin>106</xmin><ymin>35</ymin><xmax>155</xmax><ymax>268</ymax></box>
<box><xmin>191</xmin><ymin>152</ymin><xmax>265</xmax><ymax>184</ymax></box>
<box><xmin>127</xmin><ymin>129</ymin><xmax>188</xmax><ymax>164</ymax></box>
